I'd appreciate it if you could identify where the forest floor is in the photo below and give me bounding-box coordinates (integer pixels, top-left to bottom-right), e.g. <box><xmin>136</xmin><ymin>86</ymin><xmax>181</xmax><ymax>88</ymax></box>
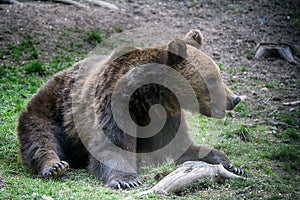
<box><xmin>0</xmin><ymin>0</ymin><xmax>299</xmax><ymax>199</ymax></box>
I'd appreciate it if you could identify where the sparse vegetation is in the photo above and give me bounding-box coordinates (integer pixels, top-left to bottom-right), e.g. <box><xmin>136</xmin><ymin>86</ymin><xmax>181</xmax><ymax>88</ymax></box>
<box><xmin>241</xmin><ymin>65</ymin><xmax>247</xmax><ymax>72</ymax></box>
<box><xmin>30</xmin><ymin>49</ymin><xmax>39</xmax><ymax>59</ymax></box>
<box><xmin>83</xmin><ymin>28</ymin><xmax>106</xmax><ymax>46</ymax></box>
<box><xmin>264</xmin><ymin>82</ymin><xmax>277</xmax><ymax>89</ymax></box>
<box><xmin>233</xmin><ymin>8</ymin><xmax>240</xmax><ymax>14</ymax></box>
<box><xmin>24</xmin><ymin>60</ymin><xmax>45</xmax><ymax>74</ymax></box>
<box><xmin>8</xmin><ymin>34</ymin><xmax>37</xmax><ymax>61</ymax></box>
<box><xmin>217</xmin><ymin>63</ymin><xmax>226</xmax><ymax>71</ymax></box>
<box><xmin>245</xmin><ymin>49</ymin><xmax>254</xmax><ymax>60</ymax></box>
<box><xmin>229</xmin><ymin>68</ymin><xmax>237</xmax><ymax>74</ymax></box>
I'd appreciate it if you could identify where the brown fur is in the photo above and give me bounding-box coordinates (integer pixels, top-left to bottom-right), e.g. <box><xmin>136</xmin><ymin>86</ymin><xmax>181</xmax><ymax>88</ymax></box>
<box><xmin>17</xmin><ymin>30</ymin><xmax>247</xmax><ymax>189</ymax></box>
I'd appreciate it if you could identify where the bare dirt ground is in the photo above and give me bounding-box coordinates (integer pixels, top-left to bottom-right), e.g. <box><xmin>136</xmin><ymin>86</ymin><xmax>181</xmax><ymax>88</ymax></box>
<box><xmin>1</xmin><ymin>0</ymin><xmax>299</xmax><ymax>127</ymax></box>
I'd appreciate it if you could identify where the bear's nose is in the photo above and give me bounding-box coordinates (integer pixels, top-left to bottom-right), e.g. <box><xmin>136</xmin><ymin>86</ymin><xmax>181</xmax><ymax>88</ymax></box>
<box><xmin>233</xmin><ymin>96</ymin><xmax>241</xmax><ymax>106</ymax></box>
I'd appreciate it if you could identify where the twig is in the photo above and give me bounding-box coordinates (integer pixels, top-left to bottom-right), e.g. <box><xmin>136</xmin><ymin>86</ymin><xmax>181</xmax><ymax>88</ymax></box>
<box><xmin>0</xmin><ymin>0</ymin><xmax>23</xmax><ymax>4</ymax></box>
<box><xmin>53</xmin><ymin>0</ymin><xmax>88</xmax><ymax>8</ymax></box>
<box><xmin>83</xmin><ymin>0</ymin><xmax>119</xmax><ymax>10</ymax></box>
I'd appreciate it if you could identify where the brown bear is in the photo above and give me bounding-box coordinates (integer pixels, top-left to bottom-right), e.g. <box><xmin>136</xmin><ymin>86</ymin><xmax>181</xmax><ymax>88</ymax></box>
<box><xmin>17</xmin><ymin>29</ymin><xmax>247</xmax><ymax>189</ymax></box>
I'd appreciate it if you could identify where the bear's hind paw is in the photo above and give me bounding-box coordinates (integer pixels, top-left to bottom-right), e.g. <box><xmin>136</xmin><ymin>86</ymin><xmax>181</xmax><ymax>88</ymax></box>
<box><xmin>106</xmin><ymin>174</ymin><xmax>143</xmax><ymax>189</ymax></box>
<box><xmin>41</xmin><ymin>161</ymin><xmax>69</xmax><ymax>178</ymax></box>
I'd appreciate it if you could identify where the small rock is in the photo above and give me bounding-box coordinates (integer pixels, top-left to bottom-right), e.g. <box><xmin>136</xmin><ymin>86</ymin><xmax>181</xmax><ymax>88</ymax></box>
<box><xmin>42</xmin><ymin>195</ymin><xmax>54</xmax><ymax>200</ymax></box>
<box><xmin>260</xmin><ymin>87</ymin><xmax>269</xmax><ymax>92</ymax></box>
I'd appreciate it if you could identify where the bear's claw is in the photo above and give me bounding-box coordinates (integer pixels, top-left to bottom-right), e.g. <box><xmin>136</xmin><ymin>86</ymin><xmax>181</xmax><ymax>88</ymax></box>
<box><xmin>227</xmin><ymin>163</ymin><xmax>248</xmax><ymax>177</ymax></box>
<box><xmin>41</xmin><ymin>161</ymin><xmax>69</xmax><ymax>178</ymax></box>
<box><xmin>106</xmin><ymin>174</ymin><xmax>143</xmax><ymax>189</ymax></box>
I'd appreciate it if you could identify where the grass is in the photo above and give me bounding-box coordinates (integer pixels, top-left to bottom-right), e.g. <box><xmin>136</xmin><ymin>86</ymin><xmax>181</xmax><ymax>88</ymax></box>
<box><xmin>244</xmin><ymin>49</ymin><xmax>254</xmax><ymax>60</ymax></box>
<box><xmin>241</xmin><ymin>65</ymin><xmax>247</xmax><ymax>72</ymax></box>
<box><xmin>83</xmin><ymin>28</ymin><xmax>106</xmax><ymax>46</ymax></box>
<box><xmin>8</xmin><ymin>34</ymin><xmax>39</xmax><ymax>61</ymax></box>
<box><xmin>24</xmin><ymin>61</ymin><xmax>45</xmax><ymax>74</ymax></box>
<box><xmin>293</xmin><ymin>9</ymin><xmax>300</xmax><ymax>27</ymax></box>
<box><xmin>233</xmin><ymin>8</ymin><xmax>241</xmax><ymax>15</ymax></box>
<box><xmin>1</xmin><ymin>35</ymin><xmax>300</xmax><ymax>199</ymax></box>
<box><xmin>217</xmin><ymin>63</ymin><xmax>226</xmax><ymax>71</ymax></box>
<box><xmin>264</xmin><ymin>82</ymin><xmax>277</xmax><ymax>89</ymax></box>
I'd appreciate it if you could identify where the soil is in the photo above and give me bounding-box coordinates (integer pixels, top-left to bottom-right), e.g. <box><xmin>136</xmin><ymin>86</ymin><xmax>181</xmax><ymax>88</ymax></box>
<box><xmin>1</xmin><ymin>0</ymin><xmax>299</xmax><ymax>146</ymax></box>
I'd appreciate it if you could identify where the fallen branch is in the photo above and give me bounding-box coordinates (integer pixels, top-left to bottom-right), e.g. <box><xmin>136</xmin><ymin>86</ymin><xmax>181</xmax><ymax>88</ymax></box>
<box><xmin>125</xmin><ymin>161</ymin><xmax>242</xmax><ymax>199</ymax></box>
<box><xmin>83</xmin><ymin>0</ymin><xmax>119</xmax><ymax>10</ymax></box>
<box><xmin>255</xmin><ymin>43</ymin><xmax>298</xmax><ymax>64</ymax></box>
<box><xmin>0</xmin><ymin>0</ymin><xmax>119</xmax><ymax>10</ymax></box>
<box><xmin>54</xmin><ymin>0</ymin><xmax>87</xmax><ymax>8</ymax></box>
<box><xmin>0</xmin><ymin>0</ymin><xmax>23</xmax><ymax>4</ymax></box>
<box><xmin>283</xmin><ymin>100</ymin><xmax>300</xmax><ymax>106</ymax></box>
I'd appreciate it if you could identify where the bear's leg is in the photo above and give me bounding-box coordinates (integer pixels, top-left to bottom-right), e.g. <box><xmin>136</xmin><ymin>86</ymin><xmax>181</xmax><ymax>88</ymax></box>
<box><xmin>87</xmin><ymin>124</ymin><xmax>142</xmax><ymax>189</ymax></box>
<box><xmin>175</xmin><ymin>142</ymin><xmax>248</xmax><ymax>176</ymax></box>
<box><xmin>89</xmin><ymin>156</ymin><xmax>143</xmax><ymax>189</ymax></box>
<box><xmin>18</xmin><ymin>114</ymin><xmax>69</xmax><ymax>178</ymax></box>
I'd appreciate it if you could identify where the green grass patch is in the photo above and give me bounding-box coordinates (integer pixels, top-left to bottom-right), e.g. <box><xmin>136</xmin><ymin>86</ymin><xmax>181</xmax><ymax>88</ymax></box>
<box><xmin>233</xmin><ymin>8</ymin><xmax>241</xmax><ymax>14</ymax></box>
<box><xmin>30</xmin><ymin>50</ymin><xmax>39</xmax><ymax>59</ymax></box>
<box><xmin>281</xmin><ymin>128</ymin><xmax>300</xmax><ymax>142</ymax></box>
<box><xmin>229</xmin><ymin>68</ymin><xmax>237</xmax><ymax>74</ymax></box>
<box><xmin>232</xmin><ymin>99</ymin><xmax>252</xmax><ymax>117</ymax></box>
<box><xmin>264</xmin><ymin>82</ymin><xmax>277</xmax><ymax>89</ymax></box>
<box><xmin>8</xmin><ymin>34</ymin><xmax>37</xmax><ymax>60</ymax></box>
<box><xmin>244</xmin><ymin>49</ymin><xmax>254</xmax><ymax>60</ymax></box>
<box><xmin>48</xmin><ymin>55</ymin><xmax>76</xmax><ymax>72</ymax></box>
<box><xmin>217</xmin><ymin>63</ymin><xmax>226</xmax><ymax>71</ymax></box>
<box><xmin>24</xmin><ymin>61</ymin><xmax>45</xmax><ymax>74</ymax></box>
<box><xmin>84</xmin><ymin>28</ymin><xmax>106</xmax><ymax>46</ymax></box>
<box><xmin>241</xmin><ymin>65</ymin><xmax>247</xmax><ymax>72</ymax></box>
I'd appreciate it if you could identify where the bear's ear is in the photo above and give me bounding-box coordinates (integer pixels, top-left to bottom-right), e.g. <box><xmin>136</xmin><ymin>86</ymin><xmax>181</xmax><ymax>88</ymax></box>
<box><xmin>184</xmin><ymin>29</ymin><xmax>203</xmax><ymax>49</ymax></box>
<box><xmin>166</xmin><ymin>38</ymin><xmax>187</xmax><ymax>66</ymax></box>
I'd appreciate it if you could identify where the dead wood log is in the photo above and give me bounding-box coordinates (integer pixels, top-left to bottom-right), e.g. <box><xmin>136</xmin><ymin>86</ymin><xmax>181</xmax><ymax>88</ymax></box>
<box><xmin>0</xmin><ymin>0</ymin><xmax>119</xmax><ymax>10</ymax></box>
<box><xmin>53</xmin><ymin>0</ymin><xmax>87</xmax><ymax>8</ymax></box>
<box><xmin>0</xmin><ymin>0</ymin><xmax>23</xmax><ymax>4</ymax></box>
<box><xmin>125</xmin><ymin>161</ymin><xmax>243</xmax><ymax>199</ymax></box>
<box><xmin>83</xmin><ymin>0</ymin><xmax>119</xmax><ymax>10</ymax></box>
<box><xmin>283</xmin><ymin>100</ymin><xmax>300</xmax><ymax>106</ymax></box>
<box><xmin>255</xmin><ymin>43</ymin><xmax>298</xmax><ymax>64</ymax></box>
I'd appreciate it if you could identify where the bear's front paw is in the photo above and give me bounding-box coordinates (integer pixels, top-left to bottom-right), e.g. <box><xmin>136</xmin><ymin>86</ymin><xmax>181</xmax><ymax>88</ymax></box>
<box><xmin>226</xmin><ymin>163</ymin><xmax>248</xmax><ymax>177</ymax></box>
<box><xmin>41</xmin><ymin>161</ymin><xmax>69</xmax><ymax>178</ymax></box>
<box><xmin>106</xmin><ymin>173</ymin><xmax>143</xmax><ymax>189</ymax></box>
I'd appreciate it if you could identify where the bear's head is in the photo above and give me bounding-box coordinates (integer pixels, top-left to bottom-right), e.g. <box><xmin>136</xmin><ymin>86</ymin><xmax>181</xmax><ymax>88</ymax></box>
<box><xmin>106</xmin><ymin>29</ymin><xmax>241</xmax><ymax>120</ymax></box>
<box><xmin>164</xmin><ymin>29</ymin><xmax>241</xmax><ymax>119</ymax></box>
